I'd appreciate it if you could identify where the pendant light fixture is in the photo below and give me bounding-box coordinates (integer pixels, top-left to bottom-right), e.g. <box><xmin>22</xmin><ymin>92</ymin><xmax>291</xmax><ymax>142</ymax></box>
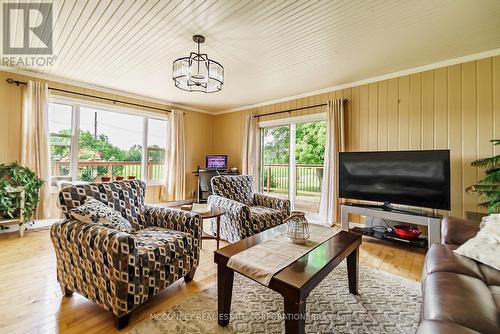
<box><xmin>172</xmin><ymin>35</ymin><xmax>224</xmax><ymax>93</ymax></box>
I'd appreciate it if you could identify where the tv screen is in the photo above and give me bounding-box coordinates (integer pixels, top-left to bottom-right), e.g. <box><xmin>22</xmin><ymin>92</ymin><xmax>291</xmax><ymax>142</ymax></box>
<box><xmin>339</xmin><ymin>150</ymin><xmax>450</xmax><ymax>210</ymax></box>
<box><xmin>206</xmin><ymin>155</ymin><xmax>227</xmax><ymax>169</ymax></box>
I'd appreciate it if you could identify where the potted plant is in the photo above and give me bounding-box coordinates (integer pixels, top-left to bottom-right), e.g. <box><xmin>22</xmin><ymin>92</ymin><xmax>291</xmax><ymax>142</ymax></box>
<box><xmin>466</xmin><ymin>139</ymin><xmax>500</xmax><ymax>216</ymax></box>
<box><xmin>115</xmin><ymin>176</ymin><xmax>124</xmax><ymax>181</ymax></box>
<box><xmin>127</xmin><ymin>176</ymin><xmax>136</xmax><ymax>180</ymax></box>
<box><xmin>101</xmin><ymin>176</ymin><xmax>111</xmax><ymax>182</ymax></box>
<box><xmin>0</xmin><ymin>162</ymin><xmax>44</xmax><ymax>223</ymax></box>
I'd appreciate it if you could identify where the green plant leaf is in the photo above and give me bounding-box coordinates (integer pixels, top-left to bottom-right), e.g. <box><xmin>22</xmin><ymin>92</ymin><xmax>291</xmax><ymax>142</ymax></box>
<box><xmin>0</xmin><ymin>162</ymin><xmax>44</xmax><ymax>223</ymax></box>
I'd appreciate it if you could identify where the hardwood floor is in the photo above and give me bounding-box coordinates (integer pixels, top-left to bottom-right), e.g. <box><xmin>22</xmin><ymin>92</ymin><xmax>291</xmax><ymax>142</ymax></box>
<box><xmin>0</xmin><ymin>223</ymin><xmax>425</xmax><ymax>334</ymax></box>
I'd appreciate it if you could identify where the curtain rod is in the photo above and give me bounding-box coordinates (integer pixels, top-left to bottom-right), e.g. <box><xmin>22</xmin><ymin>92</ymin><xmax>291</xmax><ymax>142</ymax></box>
<box><xmin>253</xmin><ymin>99</ymin><xmax>348</xmax><ymax>118</ymax></box>
<box><xmin>6</xmin><ymin>78</ymin><xmax>173</xmax><ymax>114</ymax></box>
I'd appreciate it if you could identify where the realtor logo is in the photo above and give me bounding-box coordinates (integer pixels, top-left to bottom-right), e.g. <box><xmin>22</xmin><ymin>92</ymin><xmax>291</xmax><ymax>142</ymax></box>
<box><xmin>2</xmin><ymin>2</ymin><xmax>53</xmax><ymax>55</ymax></box>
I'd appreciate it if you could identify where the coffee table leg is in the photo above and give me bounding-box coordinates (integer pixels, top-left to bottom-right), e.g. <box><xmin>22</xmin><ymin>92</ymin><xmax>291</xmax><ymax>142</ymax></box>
<box><xmin>217</xmin><ymin>263</ymin><xmax>234</xmax><ymax>326</ymax></box>
<box><xmin>284</xmin><ymin>297</ymin><xmax>306</xmax><ymax>334</ymax></box>
<box><xmin>216</xmin><ymin>216</ymin><xmax>221</xmax><ymax>249</ymax></box>
<box><xmin>347</xmin><ymin>247</ymin><xmax>359</xmax><ymax>295</ymax></box>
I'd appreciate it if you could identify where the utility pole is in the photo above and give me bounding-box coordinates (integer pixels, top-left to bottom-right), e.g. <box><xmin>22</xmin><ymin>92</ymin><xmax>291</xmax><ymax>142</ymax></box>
<box><xmin>94</xmin><ymin>112</ymin><xmax>97</xmax><ymax>138</ymax></box>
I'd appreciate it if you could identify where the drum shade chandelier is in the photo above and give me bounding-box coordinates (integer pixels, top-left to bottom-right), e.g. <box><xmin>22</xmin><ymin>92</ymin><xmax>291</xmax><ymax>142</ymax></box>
<box><xmin>172</xmin><ymin>35</ymin><xmax>224</xmax><ymax>93</ymax></box>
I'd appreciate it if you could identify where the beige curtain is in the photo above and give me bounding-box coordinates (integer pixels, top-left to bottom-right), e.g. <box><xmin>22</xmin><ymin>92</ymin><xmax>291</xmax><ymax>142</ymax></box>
<box><xmin>319</xmin><ymin>99</ymin><xmax>345</xmax><ymax>225</ymax></box>
<box><xmin>21</xmin><ymin>81</ymin><xmax>50</xmax><ymax>219</ymax></box>
<box><xmin>162</xmin><ymin>110</ymin><xmax>185</xmax><ymax>201</ymax></box>
<box><xmin>242</xmin><ymin>114</ymin><xmax>260</xmax><ymax>190</ymax></box>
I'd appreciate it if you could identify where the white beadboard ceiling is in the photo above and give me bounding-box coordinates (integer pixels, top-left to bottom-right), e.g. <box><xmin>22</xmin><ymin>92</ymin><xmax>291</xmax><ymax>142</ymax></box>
<box><xmin>3</xmin><ymin>0</ymin><xmax>500</xmax><ymax>113</ymax></box>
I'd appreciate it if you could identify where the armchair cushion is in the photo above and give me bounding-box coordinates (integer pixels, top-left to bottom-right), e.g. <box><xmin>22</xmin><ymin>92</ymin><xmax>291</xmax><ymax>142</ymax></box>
<box><xmin>211</xmin><ymin>175</ymin><xmax>254</xmax><ymax>205</ymax></box>
<box><xmin>70</xmin><ymin>197</ymin><xmax>133</xmax><ymax>233</ymax></box>
<box><xmin>133</xmin><ymin>227</ymin><xmax>193</xmax><ymax>272</ymax></box>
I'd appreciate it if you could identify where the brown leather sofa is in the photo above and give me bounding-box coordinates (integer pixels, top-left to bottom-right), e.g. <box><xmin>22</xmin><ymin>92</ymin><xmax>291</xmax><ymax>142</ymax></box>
<box><xmin>418</xmin><ymin>217</ymin><xmax>500</xmax><ymax>334</ymax></box>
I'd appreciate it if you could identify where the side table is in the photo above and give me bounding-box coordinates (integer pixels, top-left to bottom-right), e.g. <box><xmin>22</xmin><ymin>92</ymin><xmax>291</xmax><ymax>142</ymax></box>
<box><xmin>198</xmin><ymin>207</ymin><xmax>225</xmax><ymax>249</ymax></box>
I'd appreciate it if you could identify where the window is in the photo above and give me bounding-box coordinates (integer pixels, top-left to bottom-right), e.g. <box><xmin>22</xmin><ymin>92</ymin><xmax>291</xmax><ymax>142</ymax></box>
<box><xmin>78</xmin><ymin>106</ymin><xmax>145</xmax><ymax>182</ymax></box>
<box><xmin>48</xmin><ymin>100</ymin><xmax>168</xmax><ymax>186</ymax></box>
<box><xmin>147</xmin><ymin>118</ymin><xmax>168</xmax><ymax>180</ymax></box>
<box><xmin>48</xmin><ymin>103</ymin><xmax>74</xmax><ymax>186</ymax></box>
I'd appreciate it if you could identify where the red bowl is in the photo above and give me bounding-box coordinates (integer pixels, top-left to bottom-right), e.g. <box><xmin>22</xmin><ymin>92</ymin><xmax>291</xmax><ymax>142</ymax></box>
<box><xmin>393</xmin><ymin>225</ymin><xmax>421</xmax><ymax>239</ymax></box>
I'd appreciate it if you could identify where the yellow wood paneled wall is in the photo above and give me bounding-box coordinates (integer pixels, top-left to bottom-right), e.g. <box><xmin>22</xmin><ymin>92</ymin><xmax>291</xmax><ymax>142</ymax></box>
<box><xmin>214</xmin><ymin>56</ymin><xmax>500</xmax><ymax>218</ymax></box>
<box><xmin>0</xmin><ymin>70</ymin><xmax>214</xmax><ymax>214</ymax></box>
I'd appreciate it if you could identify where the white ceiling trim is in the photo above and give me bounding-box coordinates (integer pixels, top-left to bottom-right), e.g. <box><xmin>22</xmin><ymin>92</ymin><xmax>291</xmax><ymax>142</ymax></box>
<box><xmin>217</xmin><ymin>47</ymin><xmax>500</xmax><ymax>115</ymax></box>
<box><xmin>0</xmin><ymin>66</ymin><xmax>212</xmax><ymax>115</ymax></box>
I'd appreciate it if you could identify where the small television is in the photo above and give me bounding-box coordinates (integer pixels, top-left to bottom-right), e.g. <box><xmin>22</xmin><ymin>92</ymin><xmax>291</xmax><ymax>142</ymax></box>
<box><xmin>206</xmin><ymin>155</ymin><xmax>227</xmax><ymax>170</ymax></box>
<box><xmin>339</xmin><ymin>150</ymin><xmax>450</xmax><ymax>210</ymax></box>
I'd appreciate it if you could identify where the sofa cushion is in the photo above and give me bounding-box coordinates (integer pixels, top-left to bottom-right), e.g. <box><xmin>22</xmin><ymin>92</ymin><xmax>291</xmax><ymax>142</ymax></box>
<box><xmin>479</xmin><ymin>263</ymin><xmax>500</xmax><ymax>286</ymax></box>
<box><xmin>69</xmin><ymin>197</ymin><xmax>133</xmax><ymax>233</ymax></box>
<box><xmin>423</xmin><ymin>244</ymin><xmax>484</xmax><ymax>281</ymax></box>
<box><xmin>417</xmin><ymin>320</ymin><xmax>482</xmax><ymax>334</ymax></box>
<box><xmin>423</xmin><ymin>272</ymin><xmax>499</xmax><ymax>334</ymax></box>
<box><xmin>250</xmin><ymin>206</ymin><xmax>283</xmax><ymax>232</ymax></box>
<box><xmin>454</xmin><ymin>214</ymin><xmax>500</xmax><ymax>271</ymax></box>
<box><xmin>133</xmin><ymin>227</ymin><xmax>193</xmax><ymax>272</ymax></box>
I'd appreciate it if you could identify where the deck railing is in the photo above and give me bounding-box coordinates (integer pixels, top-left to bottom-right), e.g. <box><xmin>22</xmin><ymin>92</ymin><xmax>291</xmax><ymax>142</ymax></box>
<box><xmin>262</xmin><ymin>164</ymin><xmax>323</xmax><ymax>195</ymax></box>
<box><xmin>52</xmin><ymin>160</ymin><xmax>164</xmax><ymax>181</ymax></box>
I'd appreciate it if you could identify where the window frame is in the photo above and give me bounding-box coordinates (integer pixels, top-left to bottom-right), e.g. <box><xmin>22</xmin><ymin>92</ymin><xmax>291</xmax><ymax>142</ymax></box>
<box><xmin>48</xmin><ymin>96</ymin><xmax>169</xmax><ymax>190</ymax></box>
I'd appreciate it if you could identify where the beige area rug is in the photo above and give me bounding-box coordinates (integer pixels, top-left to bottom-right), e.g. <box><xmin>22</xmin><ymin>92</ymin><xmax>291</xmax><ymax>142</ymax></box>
<box><xmin>126</xmin><ymin>264</ymin><xmax>421</xmax><ymax>334</ymax></box>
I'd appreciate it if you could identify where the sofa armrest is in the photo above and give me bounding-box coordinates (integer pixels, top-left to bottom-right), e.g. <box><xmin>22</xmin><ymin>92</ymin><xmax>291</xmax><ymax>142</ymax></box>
<box><xmin>143</xmin><ymin>205</ymin><xmax>202</xmax><ymax>243</ymax></box>
<box><xmin>253</xmin><ymin>193</ymin><xmax>291</xmax><ymax>215</ymax></box>
<box><xmin>417</xmin><ymin>320</ymin><xmax>482</xmax><ymax>334</ymax></box>
<box><xmin>441</xmin><ymin>216</ymin><xmax>480</xmax><ymax>246</ymax></box>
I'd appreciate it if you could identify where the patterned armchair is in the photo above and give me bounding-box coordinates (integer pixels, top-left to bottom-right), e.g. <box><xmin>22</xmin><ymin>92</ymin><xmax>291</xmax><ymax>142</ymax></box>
<box><xmin>208</xmin><ymin>175</ymin><xmax>290</xmax><ymax>242</ymax></box>
<box><xmin>50</xmin><ymin>180</ymin><xmax>201</xmax><ymax>329</ymax></box>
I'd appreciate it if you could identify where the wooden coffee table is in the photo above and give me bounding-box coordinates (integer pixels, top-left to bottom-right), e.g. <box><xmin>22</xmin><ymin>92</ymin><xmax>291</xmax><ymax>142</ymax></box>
<box><xmin>214</xmin><ymin>224</ymin><xmax>362</xmax><ymax>334</ymax></box>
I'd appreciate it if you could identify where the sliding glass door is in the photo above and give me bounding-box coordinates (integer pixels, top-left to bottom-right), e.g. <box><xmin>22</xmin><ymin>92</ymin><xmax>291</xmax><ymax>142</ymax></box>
<box><xmin>294</xmin><ymin>121</ymin><xmax>326</xmax><ymax>219</ymax></box>
<box><xmin>259</xmin><ymin>116</ymin><xmax>326</xmax><ymax>221</ymax></box>
<box><xmin>261</xmin><ymin>125</ymin><xmax>291</xmax><ymax>203</ymax></box>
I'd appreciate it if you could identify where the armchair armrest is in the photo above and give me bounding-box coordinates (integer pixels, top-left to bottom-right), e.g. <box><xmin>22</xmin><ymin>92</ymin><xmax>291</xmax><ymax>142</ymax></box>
<box><xmin>143</xmin><ymin>205</ymin><xmax>202</xmax><ymax>242</ymax></box>
<box><xmin>253</xmin><ymin>193</ymin><xmax>291</xmax><ymax>215</ymax></box>
<box><xmin>51</xmin><ymin>219</ymin><xmax>138</xmax><ymax>270</ymax></box>
<box><xmin>208</xmin><ymin>195</ymin><xmax>250</xmax><ymax>214</ymax></box>
<box><xmin>208</xmin><ymin>195</ymin><xmax>251</xmax><ymax>236</ymax></box>
<box><xmin>50</xmin><ymin>219</ymin><xmax>139</xmax><ymax>315</ymax></box>
<box><xmin>441</xmin><ymin>216</ymin><xmax>480</xmax><ymax>245</ymax></box>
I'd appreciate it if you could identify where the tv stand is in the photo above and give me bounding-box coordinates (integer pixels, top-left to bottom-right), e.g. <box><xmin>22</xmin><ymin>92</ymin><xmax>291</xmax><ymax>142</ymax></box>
<box><xmin>340</xmin><ymin>203</ymin><xmax>442</xmax><ymax>248</ymax></box>
<box><xmin>346</xmin><ymin>202</ymin><xmax>441</xmax><ymax>218</ymax></box>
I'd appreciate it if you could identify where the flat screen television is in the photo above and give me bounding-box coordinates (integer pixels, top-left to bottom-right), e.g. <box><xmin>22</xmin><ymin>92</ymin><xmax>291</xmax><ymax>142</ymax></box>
<box><xmin>339</xmin><ymin>150</ymin><xmax>450</xmax><ymax>210</ymax></box>
<box><xmin>206</xmin><ymin>155</ymin><xmax>227</xmax><ymax>170</ymax></box>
